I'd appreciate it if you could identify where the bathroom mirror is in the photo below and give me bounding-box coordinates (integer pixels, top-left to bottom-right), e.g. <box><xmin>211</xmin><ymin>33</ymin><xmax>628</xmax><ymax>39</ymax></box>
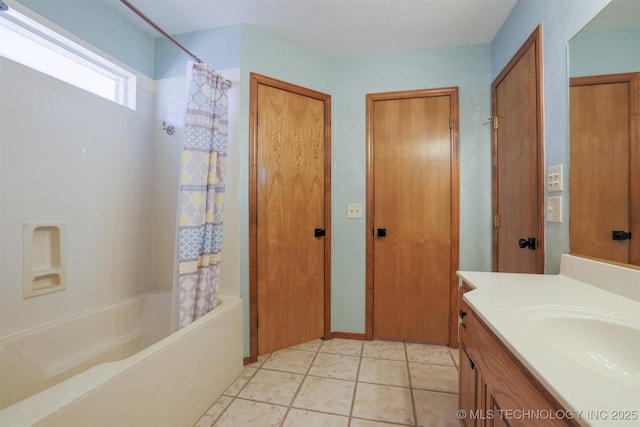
<box><xmin>568</xmin><ymin>0</ymin><xmax>640</xmax><ymax>266</ymax></box>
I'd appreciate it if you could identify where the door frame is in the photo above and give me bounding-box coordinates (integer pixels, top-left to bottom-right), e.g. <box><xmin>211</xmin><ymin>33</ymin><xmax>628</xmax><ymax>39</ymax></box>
<box><xmin>365</xmin><ymin>87</ymin><xmax>460</xmax><ymax>347</ymax></box>
<box><xmin>491</xmin><ymin>25</ymin><xmax>545</xmax><ymax>273</ymax></box>
<box><xmin>248</xmin><ymin>73</ymin><xmax>332</xmax><ymax>362</ymax></box>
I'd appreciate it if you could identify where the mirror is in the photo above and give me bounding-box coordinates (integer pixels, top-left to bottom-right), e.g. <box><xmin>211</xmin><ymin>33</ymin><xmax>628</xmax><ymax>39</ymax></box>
<box><xmin>568</xmin><ymin>0</ymin><xmax>640</xmax><ymax>266</ymax></box>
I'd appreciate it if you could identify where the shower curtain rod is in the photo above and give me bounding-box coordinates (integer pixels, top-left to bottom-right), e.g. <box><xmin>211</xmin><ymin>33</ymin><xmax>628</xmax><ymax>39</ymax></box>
<box><xmin>119</xmin><ymin>0</ymin><xmax>203</xmax><ymax>63</ymax></box>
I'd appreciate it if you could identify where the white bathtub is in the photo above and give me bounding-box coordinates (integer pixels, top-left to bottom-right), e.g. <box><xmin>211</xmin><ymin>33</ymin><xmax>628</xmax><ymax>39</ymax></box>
<box><xmin>0</xmin><ymin>292</ymin><xmax>243</xmax><ymax>426</ymax></box>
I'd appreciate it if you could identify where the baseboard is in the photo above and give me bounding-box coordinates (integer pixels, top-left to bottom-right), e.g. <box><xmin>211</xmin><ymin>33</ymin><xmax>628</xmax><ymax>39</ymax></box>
<box><xmin>329</xmin><ymin>332</ymin><xmax>367</xmax><ymax>340</ymax></box>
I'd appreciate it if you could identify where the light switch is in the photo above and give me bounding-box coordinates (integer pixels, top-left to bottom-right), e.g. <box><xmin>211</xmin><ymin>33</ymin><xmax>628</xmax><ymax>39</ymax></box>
<box><xmin>547</xmin><ymin>164</ymin><xmax>563</xmax><ymax>192</ymax></box>
<box><xmin>547</xmin><ymin>196</ymin><xmax>562</xmax><ymax>223</ymax></box>
<box><xmin>347</xmin><ymin>203</ymin><xmax>362</xmax><ymax>219</ymax></box>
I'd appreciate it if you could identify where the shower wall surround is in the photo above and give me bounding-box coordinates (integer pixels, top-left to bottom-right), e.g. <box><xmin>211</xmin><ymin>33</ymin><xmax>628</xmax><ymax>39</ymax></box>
<box><xmin>0</xmin><ymin>55</ymin><xmax>156</xmax><ymax>337</ymax></box>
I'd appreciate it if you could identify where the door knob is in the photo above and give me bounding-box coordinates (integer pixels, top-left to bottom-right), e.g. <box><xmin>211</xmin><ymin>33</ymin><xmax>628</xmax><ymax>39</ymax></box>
<box><xmin>518</xmin><ymin>237</ymin><xmax>536</xmax><ymax>250</ymax></box>
<box><xmin>612</xmin><ymin>230</ymin><xmax>632</xmax><ymax>241</ymax></box>
<box><xmin>377</xmin><ymin>228</ymin><xmax>387</xmax><ymax>237</ymax></box>
<box><xmin>314</xmin><ymin>228</ymin><xmax>326</xmax><ymax>238</ymax></box>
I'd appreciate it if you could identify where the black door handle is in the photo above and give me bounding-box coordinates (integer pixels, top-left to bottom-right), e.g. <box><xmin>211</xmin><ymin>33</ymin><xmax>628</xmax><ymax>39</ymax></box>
<box><xmin>314</xmin><ymin>228</ymin><xmax>326</xmax><ymax>238</ymax></box>
<box><xmin>377</xmin><ymin>228</ymin><xmax>387</xmax><ymax>237</ymax></box>
<box><xmin>518</xmin><ymin>237</ymin><xmax>536</xmax><ymax>250</ymax></box>
<box><xmin>612</xmin><ymin>230</ymin><xmax>632</xmax><ymax>241</ymax></box>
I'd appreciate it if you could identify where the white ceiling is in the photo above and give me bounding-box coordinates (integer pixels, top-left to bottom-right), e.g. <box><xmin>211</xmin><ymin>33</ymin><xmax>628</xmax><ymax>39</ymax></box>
<box><xmin>108</xmin><ymin>0</ymin><xmax>518</xmax><ymax>57</ymax></box>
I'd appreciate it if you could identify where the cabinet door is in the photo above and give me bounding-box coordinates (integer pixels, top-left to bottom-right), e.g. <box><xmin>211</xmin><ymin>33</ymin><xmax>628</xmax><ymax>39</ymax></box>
<box><xmin>459</xmin><ymin>345</ymin><xmax>477</xmax><ymax>427</ymax></box>
<box><xmin>489</xmin><ymin>396</ymin><xmax>510</xmax><ymax>427</ymax></box>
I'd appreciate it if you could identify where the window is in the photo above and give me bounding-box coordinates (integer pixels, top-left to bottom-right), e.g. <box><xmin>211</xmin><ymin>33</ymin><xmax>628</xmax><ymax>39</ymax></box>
<box><xmin>0</xmin><ymin>6</ymin><xmax>136</xmax><ymax>109</ymax></box>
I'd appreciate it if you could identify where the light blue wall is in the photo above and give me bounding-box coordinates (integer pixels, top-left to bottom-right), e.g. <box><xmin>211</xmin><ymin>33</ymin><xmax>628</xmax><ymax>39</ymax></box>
<box><xmin>17</xmin><ymin>0</ymin><xmax>155</xmax><ymax>77</ymax></box>
<box><xmin>145</xmin><ymin>23</ymin><xmax>493</xmax><ymax>355</ymax></box>
<box><xmin>154</xmin><ymin>25</ymin><xmax>242</xmax><ymax>79</ymax></box>
<box><xmin>569</xmin><ymin>25</ymin><xmax>640</xmax><ymax>76</ymax></box>
<box><xmin>234</xmin><ymin>27</ymin><xmax>493</xmax><ymax>350</ymax></box>
<box><xmin>491</xmin><ymin>0</ymin><xmax>611</xmax><ymax>273</ymax></box>
<box><xmin>331</xmin><ymin>45</ymin><xmax>493</xmax><ymax>333</ymax></box>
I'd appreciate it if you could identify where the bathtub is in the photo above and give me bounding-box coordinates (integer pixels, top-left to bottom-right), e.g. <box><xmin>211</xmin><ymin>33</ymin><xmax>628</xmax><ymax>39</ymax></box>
<box><xmin>0</xmin><ymin>292</ymin><xmax>243</xmax><ymax>426</ymax></box>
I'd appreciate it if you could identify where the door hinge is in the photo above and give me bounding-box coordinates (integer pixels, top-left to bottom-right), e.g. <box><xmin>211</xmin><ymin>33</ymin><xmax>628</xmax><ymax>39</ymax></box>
<box><xmin>448</xmin><ymin>312</ymin><xmax>452</xmax><ymax>327</ymax></box>
<box><xmin>492</xmin><ymin>115</ymin><xmax>499</xmax><ymax>129</ymax></box>
<box><xmin>257</xmin><ymin>315</ymin><xmax>259</xmax><ymax>329</ymax></box>
<box><xmin>494</xmin><ymin>214</ymin><xmax>501</xmax><ymax>228</ymax></box>
<box><xmin>449</xmin><ymin>116</ymin><xmax>453</xmax><ymax>129</ymax></box>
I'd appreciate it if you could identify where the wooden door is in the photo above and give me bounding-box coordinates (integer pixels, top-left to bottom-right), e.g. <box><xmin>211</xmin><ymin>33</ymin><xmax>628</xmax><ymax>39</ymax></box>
<box><xmin>570</xmin><ymin>73</ymin><xmax>640</xmax><ymax>265</ymax></box>
<box><xmin>492</xmin><ymin>26</ymin><xmax>544</xmax><ymax>273</ymax></box>
<box><xmin>367</xmin><ymin>88</ymin><xmax>459</xmax><ymax>345</ymax></box>
<box><xmin>249</xmin><ymin>74</ymin><xmax>331</xmax><ymax>357</ymax></box>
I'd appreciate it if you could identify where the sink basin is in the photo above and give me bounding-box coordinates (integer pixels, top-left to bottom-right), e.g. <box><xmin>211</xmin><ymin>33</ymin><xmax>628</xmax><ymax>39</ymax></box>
<box><xmin>516</xmin><ymin>306</ymin><xmax>640</xmax><ymax>387</ymax></box>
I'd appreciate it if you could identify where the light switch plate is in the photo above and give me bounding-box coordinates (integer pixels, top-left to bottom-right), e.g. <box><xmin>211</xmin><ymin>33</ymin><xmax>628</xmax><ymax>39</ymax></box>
<box><xmin>547</xmin><ymin>164</ymin><xmax>563</xmax><ymax>192</ymax></box>
<box><xmin>347</xmin><ymin>203</ymin><xmax>362</xmax><ymax>219</ymax></box>
<box><xmin>547</xmin><ymin>196</ymin><xmax>562</xmax><ymax>223</ymax></box>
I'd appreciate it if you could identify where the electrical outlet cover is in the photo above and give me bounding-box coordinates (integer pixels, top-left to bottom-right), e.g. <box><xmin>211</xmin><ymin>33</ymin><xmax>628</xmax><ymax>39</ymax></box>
<box><xmin>547</xmin><ymin>196</ymin><xmax>562</xmax><ymax>223</ymax></box>
<box><xmin>347</xmin><ymin>203</ymin><xmax>362</xmax><ymax>219</ymax></box>
<box><xmin>547</xmin><ymin>164</ymin><xmax>563</xmax><ymax>192</ymax></box>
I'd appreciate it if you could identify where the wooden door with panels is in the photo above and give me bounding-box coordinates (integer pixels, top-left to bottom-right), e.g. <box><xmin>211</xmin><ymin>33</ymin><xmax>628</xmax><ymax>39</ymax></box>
<box><xmin>366</xmin><ymin>88</ymin><xmax>460</xmax><ymax>346</ymax></box>
<box><xmin>249</xmin><ymin>73</ymin><xmax>331</xmax><ymax>359</ymax></box>
<box><xmin>570</xmin><ymin>73</ymin><xmax>640</xmax><ymax>265</ymax></box>
<box><xmin>492</xmin><ymin>25</ymin><xmax>544</xmax><ymax>274</ymax></box>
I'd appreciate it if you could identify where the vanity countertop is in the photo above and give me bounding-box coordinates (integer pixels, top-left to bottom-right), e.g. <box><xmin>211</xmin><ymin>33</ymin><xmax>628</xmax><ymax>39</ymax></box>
<box><xmin>457</xmin><ymin>254</ymin><xmax>640</xmax><ymax>426</ymax></box>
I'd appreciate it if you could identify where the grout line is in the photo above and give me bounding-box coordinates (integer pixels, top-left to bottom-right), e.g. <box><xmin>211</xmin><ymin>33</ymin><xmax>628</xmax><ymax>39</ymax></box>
<box><xmin>208</xmin><ymin>355</ymin><xmax>267</xmax><ymax>427</ymax></box>
<box><xmin>404</xmin><ymin>341</ymin><xmax>419</xmax><ymax>427</ymax></box>
<box><xmin>347</xmin><ymin>339</ymin><xmax>365</xmax><ymax>426</ymax></box>
<box><xmin>278</xmin><ymin>341</ymin><xmax>323</xmax><ymax>426</ymax></box>
<box><xmin>195</xmin><ymin>338</ymin><xmax>459</xmax><ymax>427</ymax></box>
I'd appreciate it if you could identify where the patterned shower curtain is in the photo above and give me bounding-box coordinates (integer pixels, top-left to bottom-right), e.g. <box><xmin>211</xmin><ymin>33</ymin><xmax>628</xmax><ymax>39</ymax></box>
<box><xmin>177</xmin><ymin>62</ymin><xmax>230</xmax><ymax>328</ymax></box>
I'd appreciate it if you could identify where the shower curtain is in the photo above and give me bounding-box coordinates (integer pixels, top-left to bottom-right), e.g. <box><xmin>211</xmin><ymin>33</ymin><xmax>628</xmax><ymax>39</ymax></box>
<box><xmin>176</xmin><ymin>61</ymin><xmax>230</xmax><ymax>328</ymax></box>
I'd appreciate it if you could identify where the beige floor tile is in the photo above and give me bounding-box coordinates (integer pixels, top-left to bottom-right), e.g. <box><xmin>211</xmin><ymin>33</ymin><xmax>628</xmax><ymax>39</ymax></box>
<box><xmin>320</xmin><ymin>338</ymin><xmax>363</xmax><ymax>356</ymax></box>
<box><xmin>413</xmin><ymin>389</ymin><xmax>459</xmax><ymax>427</ymax></box>
<box><xmin>352</xmin><ymin>383</ymin><xmax>414</xmax><ymax>425</ymax></box>
<box><xmin>198</xmin><ymin>338</ymin><xmax>464</xmax><ymax>427</ymax></box>
<box><xmin>194</xmin><ymin>396</ymin><xmax>233</xmax><ymax>427</ymax></box>
<box><xmin>358</xmin><ymin>357</ymin><xmax>409</xmax><ymax>387</ymax></box>
<box><xmin>262</xmin><ymin>348</ymin><xmax>316</xmax><ymax>374</ymax></box>
<box><xmin>449</xmin><ymin>348</ymin><xmax>459</xmax><ymax>368</ymax></box>
<box><xmin>283</xmin><ymin>409</ymin><xmax>349</xmax><ymax>427</ymax></box>
<box><xmin>409</xmin><ymin>362</ymin><xmax>458</xmax><ymax>393</ymax></box>
<box><xmin>362</xmin><ymin>340</ymin><xmax>406</xmax><ymax>361</ymax></box>
<box><xmin>238</xmin><ymin>369</ymin><xmax>304</xmax><ymax>406</ymax></box>
<box><xmin>308</xmin><ymin>352</ymin><xmax>360</xmax><ymax>381</ymax></box>
<box><xmin>290</xmin><ymin>339</ymin><xmax>323</xmax><ymax>352</ymax></box>
<box><xmin>406</xmin><ymin>343</ymin><xmax>455</xmax><ymax>366</ymax></box>
<box><xmin>223</xmin><ymin>366</ymin><xmax>257</xmax><ymax>396</ymax></box>
<box><xmin>213</xmin><ymin>398</ymin><xmax>287</xmax><ymax>427</ymax></box>
<box><xmin>292</xmin><ymin>376</ymin><xmax>356</xmax><ymax>416</ymax></box>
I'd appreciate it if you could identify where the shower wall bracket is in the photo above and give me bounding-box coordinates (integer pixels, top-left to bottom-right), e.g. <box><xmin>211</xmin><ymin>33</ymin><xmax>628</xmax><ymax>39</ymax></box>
<box><xmin>23</xmin><ymin>222</ymin><xmax>67</xmax><ymax>299</ymax></box>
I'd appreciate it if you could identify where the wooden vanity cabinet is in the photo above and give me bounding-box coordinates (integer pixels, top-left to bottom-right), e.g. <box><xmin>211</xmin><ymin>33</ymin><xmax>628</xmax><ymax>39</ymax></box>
<box><xmin>458</xmin><ymin>281</ymin><xmax>579</xmax><ymax>427</ymax></box>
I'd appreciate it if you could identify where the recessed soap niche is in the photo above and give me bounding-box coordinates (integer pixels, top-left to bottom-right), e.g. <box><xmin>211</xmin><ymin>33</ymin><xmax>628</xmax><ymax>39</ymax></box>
<box><xmin>23</xmin><ymin>222</ymin><xmax>67</xmax><ymax>298</ymax></box>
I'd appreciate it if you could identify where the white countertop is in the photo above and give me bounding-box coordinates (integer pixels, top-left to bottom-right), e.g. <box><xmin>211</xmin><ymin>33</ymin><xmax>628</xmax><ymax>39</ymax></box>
<box><xmin>457</xmin><ymin>254</ymin><xmax>640</xmax><ymax>427</ymax></box>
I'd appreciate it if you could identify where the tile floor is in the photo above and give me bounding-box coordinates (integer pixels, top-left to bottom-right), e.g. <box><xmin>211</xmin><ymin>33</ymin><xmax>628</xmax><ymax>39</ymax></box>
<box><xmin>194</xmin><ymin>338</ymin><xmax>460</xmax><ymax>427</ymax></box>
